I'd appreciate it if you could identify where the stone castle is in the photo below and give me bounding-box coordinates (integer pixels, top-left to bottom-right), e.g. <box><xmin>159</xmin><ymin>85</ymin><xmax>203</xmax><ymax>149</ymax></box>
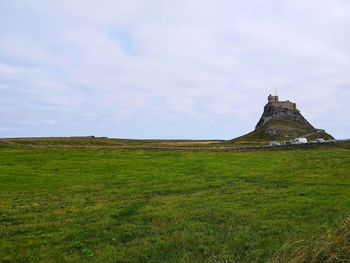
<box><xmin>267</xmin><ymin>94</ymin><xmax>296</xmax><ymax>110</ymax></box>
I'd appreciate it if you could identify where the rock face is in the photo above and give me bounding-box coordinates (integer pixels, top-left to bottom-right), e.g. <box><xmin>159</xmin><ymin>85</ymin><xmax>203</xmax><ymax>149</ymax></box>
<box><xmin>255</xmin><ymin>99</ymin><xmax>314</xmax><ymax>130</ymax></box>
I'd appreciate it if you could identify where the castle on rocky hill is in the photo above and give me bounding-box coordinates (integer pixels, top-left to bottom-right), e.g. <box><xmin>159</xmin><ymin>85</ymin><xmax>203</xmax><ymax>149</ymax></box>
<box><xmin>255</xmin><ymin>94</ymin><xmax>313</xmax><ymax>130</ymax></box>
<box><xmin>231</xmin><ymin>94</ymin><xmax>334</xmax><ymax>142</ymax></box>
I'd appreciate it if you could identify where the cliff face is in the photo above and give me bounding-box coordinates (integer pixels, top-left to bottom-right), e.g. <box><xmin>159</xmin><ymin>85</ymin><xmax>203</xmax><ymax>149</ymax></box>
<box><xmin>255</xmin><ymin>101</ymin><xmax>314</xmax><ymax>130</ymax></box>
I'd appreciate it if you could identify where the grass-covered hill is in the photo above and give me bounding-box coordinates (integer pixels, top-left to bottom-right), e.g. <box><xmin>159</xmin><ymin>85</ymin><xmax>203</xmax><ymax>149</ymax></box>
<box><xmin>1</xmin><ymin>142</ymin><xmax>349</xmax><ymax>262</ymax></box>
<box><xmin>232</xmin><ymin>96</ymin><xmax>334</xmax><ymax>145</ymax></box>
<box><xmin>231</xmin><ymin>118</ymin><xmax>334</xmax><ymax>145</ymax></box>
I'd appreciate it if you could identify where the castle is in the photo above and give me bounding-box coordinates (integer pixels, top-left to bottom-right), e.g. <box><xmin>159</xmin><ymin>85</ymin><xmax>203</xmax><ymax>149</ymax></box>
<box><xmin>267</xmin><ymin>94</ymin><xmax>296</xmax><ymax>110</ymax></box>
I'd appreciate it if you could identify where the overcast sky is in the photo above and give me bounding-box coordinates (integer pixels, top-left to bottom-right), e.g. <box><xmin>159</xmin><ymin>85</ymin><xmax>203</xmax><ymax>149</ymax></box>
<box><xmin>1</xmin><ymin>1</ymin><xmax>349</xmax><ymax>139</ymax></box>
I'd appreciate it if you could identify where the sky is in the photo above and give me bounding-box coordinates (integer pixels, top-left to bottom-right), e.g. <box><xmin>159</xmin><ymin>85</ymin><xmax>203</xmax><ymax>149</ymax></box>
<box><xmin>0</xmin><ymin>0</ymin><xmax>349</xmax><ymax>139</ymax></box>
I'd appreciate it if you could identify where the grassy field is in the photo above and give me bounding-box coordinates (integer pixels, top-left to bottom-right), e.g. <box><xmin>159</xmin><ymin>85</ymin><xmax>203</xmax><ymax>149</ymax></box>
<box><xmin>1</xmin><ymin>142</ymin><xmax>350</xmax><ymax>262</ymax></box>
<box><xmin>0</xmin><ymin>137</ymin><xmax>226</xmax><ymax>147</ymax></box>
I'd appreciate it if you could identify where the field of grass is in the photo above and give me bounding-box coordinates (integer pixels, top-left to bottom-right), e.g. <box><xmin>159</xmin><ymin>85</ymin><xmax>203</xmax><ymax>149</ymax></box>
<box><xmin>0</xmin><ymin>137</ymin><xmax>225</xmax><ymax>147</ymax></box>
<box><xmin>1</xmin><ymin>142</ymin><xmax>350</xmax><ymax>262</ymax></box>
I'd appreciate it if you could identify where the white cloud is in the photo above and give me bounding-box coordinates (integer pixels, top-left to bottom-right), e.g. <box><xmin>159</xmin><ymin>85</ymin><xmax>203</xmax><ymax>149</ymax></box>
<box><xmin>0</xmin><ymin>63</ymin><xmax>19</xmax><ymax>78</ymax></box>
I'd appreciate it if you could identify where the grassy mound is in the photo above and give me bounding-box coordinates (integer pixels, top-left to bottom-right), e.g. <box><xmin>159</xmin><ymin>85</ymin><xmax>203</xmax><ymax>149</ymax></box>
<box><xmin>270</xmin><ymin>217</ymin><xmax>350</xmax><ymax>263</ymax></box>
<box><xmin>231</xmin><ymin>118</ymin><xmax>333</xmax><ymax>144</ymax></box>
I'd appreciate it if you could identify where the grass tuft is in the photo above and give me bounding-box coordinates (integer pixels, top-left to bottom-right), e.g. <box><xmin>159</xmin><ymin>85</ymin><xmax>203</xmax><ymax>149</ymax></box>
<box><xmin>270</xmin><ymin>217</ymin><xmax>350</xmax><ymax>263</ymax></box>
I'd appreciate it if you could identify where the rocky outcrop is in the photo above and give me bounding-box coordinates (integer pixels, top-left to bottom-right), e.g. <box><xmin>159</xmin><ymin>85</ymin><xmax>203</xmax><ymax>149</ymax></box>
<box><xmin>255</xmin><ymin>101</ymin><xmax>314</xmax><ymax>130</ymax></box>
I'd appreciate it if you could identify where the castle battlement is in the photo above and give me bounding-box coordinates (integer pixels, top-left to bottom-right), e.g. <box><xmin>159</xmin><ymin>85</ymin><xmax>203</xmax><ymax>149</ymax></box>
<box><xmin>267</xmin><ymin>94</ymin><xmax>296</xmax><ymax>110</ymax></box>
<box><xmin>268</xmin><ymin>95</ymin><xmax>279</xmax><ymax>102</ymax></box>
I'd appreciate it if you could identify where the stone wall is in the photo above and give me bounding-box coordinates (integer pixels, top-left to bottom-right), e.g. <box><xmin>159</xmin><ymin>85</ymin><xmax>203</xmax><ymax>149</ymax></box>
<box><xmin>267</xmin><ymin>95</ymin><xmax>296</xmax><ymax>110</ymax></box>
<box><xmin>269</xmin><ymin>100</ymin><xmax>296</xmax><ymax>110</ymax></box>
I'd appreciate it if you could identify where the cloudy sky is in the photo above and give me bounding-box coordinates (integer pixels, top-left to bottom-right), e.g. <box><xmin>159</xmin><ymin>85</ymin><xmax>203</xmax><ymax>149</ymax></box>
<box><xmin>1</xmin><ymin>0</ymin><xmax>349</xmax><ymax>139</ymax></box>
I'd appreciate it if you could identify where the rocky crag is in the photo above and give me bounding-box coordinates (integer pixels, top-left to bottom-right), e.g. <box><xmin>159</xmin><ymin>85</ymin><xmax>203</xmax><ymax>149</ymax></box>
<box><xmin>256</xmin><ymin>95</ymin><xmax>314</xmax><ymax>130</ymax></box>
<box><xmin>232</xmin><ymin>95</ymin><xmax>333</xmax><ymax>143</ymax></box>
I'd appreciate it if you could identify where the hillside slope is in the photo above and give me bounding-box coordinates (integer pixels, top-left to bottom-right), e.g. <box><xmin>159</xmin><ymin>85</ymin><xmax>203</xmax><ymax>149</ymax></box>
<box><xmin>232</xmin><ymin>119</ymin><xmax>333</xmax><ymax>144</ymax></box>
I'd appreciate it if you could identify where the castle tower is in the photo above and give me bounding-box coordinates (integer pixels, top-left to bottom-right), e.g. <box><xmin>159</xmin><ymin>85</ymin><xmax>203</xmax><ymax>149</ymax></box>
<box><xmin>268</xmin><ymin>94</ymin><xmax>279</xmax><ymax>103</ymax></box>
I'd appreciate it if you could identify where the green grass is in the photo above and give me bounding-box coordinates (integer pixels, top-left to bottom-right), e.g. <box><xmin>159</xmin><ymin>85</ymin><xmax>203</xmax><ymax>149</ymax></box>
<box><xmin>269</xmin><ymin>217</ymin><xmax>350</xmax><ymax>262</ymax></box>
<box><xmin>0</xmin><ymin>137</ymin><xmax>225</xmax><ymax>147</ymax></box>
<box><xmin>1</xmin><ymin>144</ymin><xmax>349</xmax><ymax>262</ymax></box>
